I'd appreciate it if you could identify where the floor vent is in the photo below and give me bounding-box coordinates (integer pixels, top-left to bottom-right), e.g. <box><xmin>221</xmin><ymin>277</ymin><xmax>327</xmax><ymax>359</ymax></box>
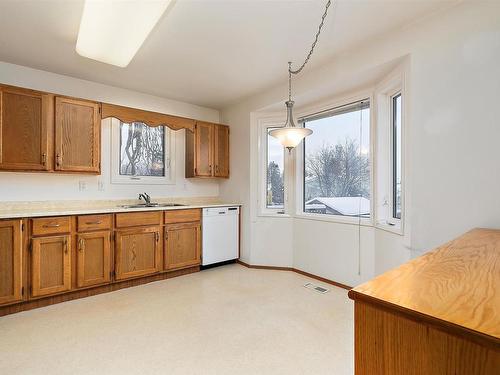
<box><xmin>303</xmin><ymin>282</ymin><xmax>330</xmax><ymax>294</ymax></box>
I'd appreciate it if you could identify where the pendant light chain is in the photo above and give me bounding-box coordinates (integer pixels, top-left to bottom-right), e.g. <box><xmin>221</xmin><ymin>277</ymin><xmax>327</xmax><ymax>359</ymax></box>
<box><xmin>270</xmin><ymin>0</ymin><xmax>331</xmax><ymax>150</ymax></box>
<box><xmin>289</xmin><ymin>0</ymin><xmax>332</xmax><ymax>76</ymax></box>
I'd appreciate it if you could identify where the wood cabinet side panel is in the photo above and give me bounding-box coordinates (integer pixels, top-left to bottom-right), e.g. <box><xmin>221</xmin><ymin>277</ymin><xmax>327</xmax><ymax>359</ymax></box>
<box><xmin>0</xmin><ymin>220</ymin><xmax>23</xmax><ymax>305</ymax></box>
<box><xmin>353</xmin><ymin>301</ymin><xmax>500</xmax><ymax>375</ymax></box>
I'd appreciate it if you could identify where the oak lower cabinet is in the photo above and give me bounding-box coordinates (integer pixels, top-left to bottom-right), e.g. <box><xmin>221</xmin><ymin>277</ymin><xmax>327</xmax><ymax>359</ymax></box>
<box><xmin>76</xmin><ymin>231</ymin><xmax>111</xmax><ymax>288</ymax></box>
<box><xmin>31</xmin><ymin>235</ymin><xmax>71</xmax><ymax>297</ymax></box>
<box><xmin>115</xmin><ymin>227</ymin><xmax>161</xmax><ymax>280</ymax></box>
<box><xmin>0</xmin><ymin>85</ymin><xmax>52</xmax><ymax>171</ymax></box>
<box><xmin>164</xmin><ymin>222</ymin><xmax>201</xmax><ymax>270</ymax></box>
<box><xmin>0</xmin><ymin>220</ymin><xmax>23</xmax><ymax>305</ymax></box>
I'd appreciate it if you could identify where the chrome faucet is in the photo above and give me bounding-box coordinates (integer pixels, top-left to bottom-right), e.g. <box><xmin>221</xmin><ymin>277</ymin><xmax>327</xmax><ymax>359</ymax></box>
<box><xmin>138</xmin><ymin>192</ymin><xmax>151</xmax><ymax>205</ymax></box>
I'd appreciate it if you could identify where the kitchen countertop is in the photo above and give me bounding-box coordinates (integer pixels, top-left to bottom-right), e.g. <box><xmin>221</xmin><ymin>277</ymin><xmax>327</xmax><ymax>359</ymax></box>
<box><xmin>0</xmin><ymin>197</ymin><xmax>241</xmax><ymax>219</ymax></box>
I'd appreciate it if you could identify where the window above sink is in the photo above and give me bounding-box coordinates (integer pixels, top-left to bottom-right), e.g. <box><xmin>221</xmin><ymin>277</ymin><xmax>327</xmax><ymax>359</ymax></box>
<box><xmin>110</xmin><ymin>118</ymin><xmax>175</xmax><ymax>185</ymax></box>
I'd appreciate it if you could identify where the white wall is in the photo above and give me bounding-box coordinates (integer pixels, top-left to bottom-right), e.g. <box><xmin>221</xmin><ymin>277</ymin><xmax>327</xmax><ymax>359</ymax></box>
<box><xmin>220</xmin><ymin>1</ymin><xmax>500</xmax><ymax>286</ymax></box>
<box><xmin>0</xmin><ymin>62</ymin><xmax>221</xmax><ymax>202</ymax></box>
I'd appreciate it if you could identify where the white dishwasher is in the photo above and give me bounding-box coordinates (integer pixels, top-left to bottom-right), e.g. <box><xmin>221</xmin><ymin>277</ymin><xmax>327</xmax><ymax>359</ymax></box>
<box><xmin>202</xmin><ymin>206</ymin><xmax>239</xmax><ymax>266</ymax></box>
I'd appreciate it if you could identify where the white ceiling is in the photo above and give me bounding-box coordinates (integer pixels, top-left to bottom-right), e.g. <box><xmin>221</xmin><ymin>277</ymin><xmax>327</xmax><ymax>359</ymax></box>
<box><xmin>0</xmin><ymin>0</ymin><xmax>457</xmax><ymax>109</ymax></box>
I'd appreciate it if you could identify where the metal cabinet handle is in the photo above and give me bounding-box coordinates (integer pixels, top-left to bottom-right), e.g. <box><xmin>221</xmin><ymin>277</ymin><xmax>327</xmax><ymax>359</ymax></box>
<box><xmin>85</xmin><ymin>221</ymin><xmax>103</xmax><ymax>225</ymax></box>
<box><xmin>43</xmin><ymin>223</ymin><xmax>61</xmax><ymax>228</ymax></box>
<box><xmin>64</xmin><ymin>239</ymin><xmax>68</xmax><ymax>254</ymax></box>
<box><xmin>78</xmin><ymin>238</ymin><xmax>85</xmax><ymax>252</ymax></box>
<box><xmin>56</xmin><ymin>154</ymin><xmax>62</xmax><ymax>167</ymax></box>
<box><xmin>41</xmin><ymin>153</ymin><xmax>46</xmax><ymax>166</ymax></box>
<box><xmin>155</xmin><ymin>232</ymin><xmax>159</xmax><ymax>242</ymax></box>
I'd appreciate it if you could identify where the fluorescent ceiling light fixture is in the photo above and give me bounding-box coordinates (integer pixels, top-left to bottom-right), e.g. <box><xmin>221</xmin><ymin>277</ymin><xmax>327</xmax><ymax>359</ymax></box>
<box><xmin>76</xmin><ymin>0</ymin><xmax>172</xmax><ymax>67</ymax></box>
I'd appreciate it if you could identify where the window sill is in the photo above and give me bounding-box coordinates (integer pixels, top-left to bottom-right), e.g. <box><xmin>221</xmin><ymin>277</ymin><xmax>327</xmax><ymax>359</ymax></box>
<box><xmin>111</xmin><ymin>176</ymin><xmax>175</xmax><ymax>185</ymax></box>
<box><xmin>257</xmin><ymin>212</ymin><xmax>292</xmax><ymax>219</ymax></box>
<box><xmin>294</xmin><ymin>212</ymin><xmax>373</xmax><ymax>226</ymax></box>
<box><xmin>375</xmin><ymin>220</ymin><xmax>404</xmax><ymax>236</ymax></box>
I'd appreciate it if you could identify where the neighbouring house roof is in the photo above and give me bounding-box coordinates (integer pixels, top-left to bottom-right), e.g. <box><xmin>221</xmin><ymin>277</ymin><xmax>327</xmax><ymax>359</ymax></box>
<box><xmin>305</xmin><ymin>197</ymin><xmax>370</xmax><ymax>216</ymax></box>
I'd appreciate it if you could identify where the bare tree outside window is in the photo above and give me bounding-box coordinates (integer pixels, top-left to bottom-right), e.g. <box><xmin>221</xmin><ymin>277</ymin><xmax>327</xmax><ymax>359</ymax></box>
<box><xmin>306</xmin><ymin>139</ymin><xmax>370</xmax><ymax>199</ymax></box>
<box><xmin>303</xmin><ymin>102</ymin><xmax>371</xmax><ymax>217</ymax></box>
<box><xmin>120</xmin><ymin>122</ymin><xmax>166</xmax><ymax>177</ymax></box>
<box><xmin>266</xmin><ymin>127</ymin><xmax>285</xmax><ymax>209</ymax></box>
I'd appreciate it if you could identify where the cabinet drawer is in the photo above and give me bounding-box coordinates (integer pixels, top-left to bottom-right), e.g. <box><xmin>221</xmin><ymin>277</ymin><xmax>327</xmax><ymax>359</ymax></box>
<box><xmin>164</xmin><ymin>209</ymin><xmax>201</xmax><ymax>224</ymax></box>
<box><xmin>32</xmin><ymin>216</ymin><xmax>71</xmax><ymax>236</ymax></box>
<box><xmin>115</xmin><ymin>211</ymin><xmax>162</xmax><ymax>228</ymax></box>
<box><xmin>77</xmin><ymin>214</ymin><xmax>112</xmax><ymax>232</ymax></box>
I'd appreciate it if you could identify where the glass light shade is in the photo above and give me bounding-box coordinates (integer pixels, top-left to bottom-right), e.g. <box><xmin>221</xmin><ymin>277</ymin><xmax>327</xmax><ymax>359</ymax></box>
<box><xmin>269</xmin><ymin>100</ymin><xmax>313</xmax><ymax>151</ymax></box>
<box><xmin>269</xmin><ymin>127</ymin><xmax>312</xmax><ymax>149</ymax></box>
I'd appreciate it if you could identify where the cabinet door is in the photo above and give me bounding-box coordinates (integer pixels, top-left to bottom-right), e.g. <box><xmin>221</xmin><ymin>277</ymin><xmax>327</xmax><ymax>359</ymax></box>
<box><xmin>165</xmin><ymin>222</ymin><xmax>201</xmax><ymax>270</ymax></box>
<box><xmin>0</xmin><ymin>220</ymin><xmax>23</xmax><ymax>305</ymax></box>
<box><xmin>214</xmin><ymin>125</ymin><xmax>229</xmax><ymax>178</ymax></box>
<box><xmin>115</xmin><ymin>227</ymin><xmax>161</xmax><ymax>280</ymax></box>
<box><xmin>31</xmin><ymin>235</ymin><xmax>71</xmax><ymax>297</ymax></box>
<box><xmin>0</xmin><ymin>86</ymin><xmax>51</xmax><ymax>171</ymax></box>
<box><xmin>77</xmin><ymin>231</ymin><xmax>111</xmax><ymax>288</ymax></box>
<box><xmin>54</xmin><ymin>97</ymin><xmax>100</xmax><ymax>173</ymax></box>
<box><xmin>195</xmin><ymin>122</ymin><xmax>213</xmax><ymax>176</ymax></box>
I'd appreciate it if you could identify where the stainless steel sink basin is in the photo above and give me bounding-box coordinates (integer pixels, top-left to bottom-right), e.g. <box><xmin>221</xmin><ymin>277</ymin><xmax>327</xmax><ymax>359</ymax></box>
<box><xmin>119</xmin><ymin>203</ymin><xmax>186</xmax><ymax>209</ymax></box>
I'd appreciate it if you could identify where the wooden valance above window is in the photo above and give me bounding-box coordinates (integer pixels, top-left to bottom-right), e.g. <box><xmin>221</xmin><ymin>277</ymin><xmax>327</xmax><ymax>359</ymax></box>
<box><xmin>101</xmin><ymin>102</ymin><xmax>196</xmax><ymax>132</ymax></box>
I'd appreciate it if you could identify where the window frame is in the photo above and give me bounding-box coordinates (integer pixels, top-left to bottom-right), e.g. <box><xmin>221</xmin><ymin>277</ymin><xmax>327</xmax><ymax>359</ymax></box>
<box><xmin>257</xmin><ymin>116</ymin><xmax>291</xmax><ymax>217</ymax></box>
<box><xmin>374</xmin><ymin>68</ymin><xmax>406</xmax><ymax>235</ymax></box>
<box><xmin>391</xmin><ymin>92</ymin><xmax>402</xmax><ymax>221</ymax></box>
<box><xmin>265</xmin><ymin>126</ymin><xmax>286</xmax><ymax>211</ymax></box>
<box><xmin>110</xmin><ymin>118</ymin><xmax>175</xmax><ymax>185</ymax></box>
<box><xmin>294</xmin><ymin>92</ymin><xmax>375</xmax><ymax>226</ymax></box>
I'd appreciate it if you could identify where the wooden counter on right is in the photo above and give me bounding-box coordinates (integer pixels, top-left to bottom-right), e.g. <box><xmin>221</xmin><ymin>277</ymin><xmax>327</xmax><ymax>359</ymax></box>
<box><xmin>348</xmin><ymin>228</ymin><xmax>500</xmax><ymax>375</ymax></box>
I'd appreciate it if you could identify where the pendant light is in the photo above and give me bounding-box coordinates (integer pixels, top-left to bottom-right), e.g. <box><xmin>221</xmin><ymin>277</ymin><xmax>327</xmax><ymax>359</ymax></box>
<box><xmin>269</xmin><ymin>0</ymin><xmax>332</xmax><ymax>152</ymax></box>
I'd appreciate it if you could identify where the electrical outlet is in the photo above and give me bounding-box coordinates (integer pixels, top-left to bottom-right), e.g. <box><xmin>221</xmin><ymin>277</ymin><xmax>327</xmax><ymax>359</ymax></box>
<box><xmin>97</xmin><ymin>180</ymin><xmax>105</xmax><ymax>191</ymax></box>
<box><xmin>79</xmin><ymin>181</ymin><xmax>87</xmax><ymax>191</ymax></box>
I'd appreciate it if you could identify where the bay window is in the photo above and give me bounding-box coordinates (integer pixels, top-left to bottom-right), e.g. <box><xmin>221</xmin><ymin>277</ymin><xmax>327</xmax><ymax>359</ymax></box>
<box><xmin>392</xmin><ymin>93</ymin><xmax>402</xmax><ymax>220</ymax></box>
<box><xmin>266</xmin><ymin>127</ymin><xmax>285</xmax><ymax>210</ymax></box>
<box><xmin>301</xmin><ymin>100</ymin><xmax>371</xmax><ymax>218</ymax></box>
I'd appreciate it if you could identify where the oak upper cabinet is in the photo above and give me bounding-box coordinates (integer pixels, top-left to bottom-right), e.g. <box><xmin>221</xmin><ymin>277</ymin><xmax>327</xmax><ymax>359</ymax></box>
<box><xmin>0</xmin><ymin>85</ymin><xmax>52</xmax><ymax>171</ymax></box>
<box><xmin>214</xmin><ymin>124</ymin><xmax>229</xmax><ymax>178</ymax></box>
<box><xmin>31</xmin><ymin>235</ymin><xmax>71</xmax><ymax>297</ymax></box>
<box><xmin>185</xmin><ymin>122</ymin><xmax>229</xmax><ymax>178</ymax></box>
<box><xmin>54</xmin><ymin>97</ymin><xmax>100</xmax><ymax>173</ymax></box>
<box><xmin>0</xmin><ymin>220</ymin><xmax>23</xmax><ymax>305</ymax></box>
<box><xmin>76</xmin><ymin>231</ymin><xmax>111</xmax><ymax>288</ymax></box>
<box><xmin>115</xmin><ymin>227</ymin><xmax>161</xmax><ymax>280</ymax></box>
